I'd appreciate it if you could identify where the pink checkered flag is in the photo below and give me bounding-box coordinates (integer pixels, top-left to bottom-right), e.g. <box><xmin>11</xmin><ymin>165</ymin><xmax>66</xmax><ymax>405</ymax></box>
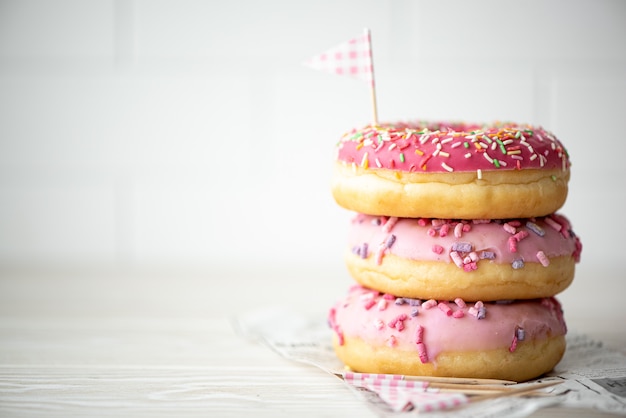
<box><xmin>304</xmin><ymin>28</ymin><xmax>379</xmax><ymax>125</ymax></box>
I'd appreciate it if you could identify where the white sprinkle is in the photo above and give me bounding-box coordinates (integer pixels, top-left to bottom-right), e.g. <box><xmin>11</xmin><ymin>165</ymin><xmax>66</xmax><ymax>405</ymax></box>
<box><xmin>441</xmin><ymin>137</ymin><xmax>454</xmax><ymax>144</ymax></box>
<box><xmin>451</xmin><ymin>141</ymin><xmax>462</xmax><ymax>148</ymax></box>
<box><xmin>464</xmin><ymin>152</ymin><xmax>472</xmax><ymax>158</ymax></box>
<box><xmin>454</xmin><ymin>223</ymin><xmax>463</xmax><ymax>238</ymax></box>
<box><xmin>439</xmin><ymin>151</ymin><xmax>450</xmax><ymax>158</ymax></box>
<box><xmin>502</xmin><ymin>139</ymin><xmax>514</xmax><ymax>145</ymax></box>
<box><xmin>375</xmin><ymin>158</ymin><xmax>382</xmax><ymax>168</ymax></box>
<box><xmin>361</xmin><ymin>152</ymin><xmax>369</xmax><ymax>168</ymax></box>
<box><xmin>529</xmin><ymin>154</ymin><xmax>538</xmax><ymax>161</ymax></box>
<box><xmin>419</xmin><ymin>134</ymin><xmax>430</xmax><ymax>144</ymax></box>
<box><xmin>483</xmin><ymin>152</ymin><xmax>493</xmax><ymax>163</ymax></box>
<box><xmin>388</xmin><ymin>143</ymin><xmax>397</xmax><ymax>151</ymax></box>
<box><xmin>441</xmin><ymin>162</ymin><xmax>454</xmax><ymax>172</ymax></box>
<box><xmin>477</xmin><ymin>169</ymin><xmax>482</xmax><ymax>179</ymax></box>
<box><xmin>450</xmin><ymin>251</ymin><xmax>464</xmax><ymax>268</ymax></box>
<box><xmin>360</xmin><ymin>292</ymin><xmax>375</xmax><ymax>301</ymax></box>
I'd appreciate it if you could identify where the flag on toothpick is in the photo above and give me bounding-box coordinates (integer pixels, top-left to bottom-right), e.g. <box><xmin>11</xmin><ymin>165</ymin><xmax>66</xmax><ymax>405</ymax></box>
<box><xmin>304</xmin><ymin>28</ymin><xmax>379</xmax><ymax>125</ymax></box>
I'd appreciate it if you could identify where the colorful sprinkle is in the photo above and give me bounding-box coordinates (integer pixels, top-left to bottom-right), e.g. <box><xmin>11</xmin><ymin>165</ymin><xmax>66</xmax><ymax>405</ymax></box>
<box><xmin>453</xmin><ymin>310</ymin><xmax>465</xmax><ymax>318</ymax></box>
<box><xmin>387</xmin><ymin>335</ymin><xmax>397</xmax><ymax>347</ymax></box>
<box><xmin>377</xmin><ymin>299</ymin><xmax>387</xmax><ymax>311</ymax></box>
<box><xmin>512</xmin><ymin>258</ymin><xmax>525</xmax><ymax>269</ymax></box>
<box><xmin>360</xmin><ymin>152</ymin><xmax>369</xmax><ymax>169</ymax></box>
<box><xmin>480</xmin><ymin>250</ymin><xmax>496</xmax><ymax>260</ymax></box>
<box><xmin>451</xmin><ymin>242</ymin><xmax>472</xmax><ymax>253</ymax></box>
<box><xmin>544</xmin><ymin>216</ymin><xmax>562</xmax><ymax>231</ymax></box>
<box><xmin>337</xmin><ymin>122</ymin><xmax>570</xmax><ymax>175</ymax></box>
<box><xmin>503</xmin><ymin>223</ymin><xmax>517</xmax><ymax>235</ymax></box>
<box><xmin>536</xmin><ymin>250</ymin><xmax>550</xmax><ymax>267</ymax></box>
<box><xmin>415</xmin><ymin>325</ymin><xmax>424</xmax><ymax>343</ymax></box>
<box><xmin>463</xmin><ymin>262</ymin><xmax>477</xmax><ymax>272</ymax></box>
<box><xmin>454</xmin><ymin>223</ymin><xmax>464</xmax><ymax>238</ymax></box>
<box><xmin>450</xmin><ymin>251</ymin><xmax>464</xmax><ymax>268</ymax></box>
<box><xmin>477</xmin><ymin>307</ymin><xmax>486</xmax><ymax>319</ymax></box>
<box><xmin>388</xmin><ymin>314</ymin><xmax>407</xmax><ymax>331</ymax></box>
<box><xmin>382</xmin><ymin>217</ymin><xmax>398</xmax><ymax>233</ymax></box>
<box><xmin>438</xmin><ymin>302</ymin><xmax>453</xmax><ymax>316</ymax></box>
<box><xmin>509</xmin><ymin>333</ymin><xmax>518</xmax><ymax>352</ymax></box>
<box><xmin>416</xmin><ymin>342</ymin><xmax>428</xmax><ymax>363</ymax></box>
<box><xmin>422</xmin><ymin>299</ymin><xmax>437</xmax><ymax>310</ymax></box>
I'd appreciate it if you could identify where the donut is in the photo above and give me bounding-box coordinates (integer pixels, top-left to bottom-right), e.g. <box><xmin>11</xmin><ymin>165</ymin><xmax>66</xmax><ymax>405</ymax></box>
<box><xmin>346</xmin><ymin>213</ymin><xmax>582</xmax><ymax>301</ymax></box>
<box><xmin>331</xmin><ymin>122</ymin><xmax>570</xmax><ymax>219</ymax></box>
<box><xmin>328</xmin><ymin>285</ymin><xmax>567</xmax><ymax>382</ymax></box>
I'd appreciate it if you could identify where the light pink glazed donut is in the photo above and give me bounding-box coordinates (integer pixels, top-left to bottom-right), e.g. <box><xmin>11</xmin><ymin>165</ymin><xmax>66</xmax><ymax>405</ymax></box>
<box><xmin>332</xmin><ymin>122</ymin><xmax>570</xmax><ymax>219</ymax></box>
<box><xmin>346</xmin><ymin>213</ymin><xmax>582</xmax><ymax>301</ymax></box>
<box><xmin>329</xmin><ymin>285</ymin><xmax>567</xmax><ymax>382</ymax></box>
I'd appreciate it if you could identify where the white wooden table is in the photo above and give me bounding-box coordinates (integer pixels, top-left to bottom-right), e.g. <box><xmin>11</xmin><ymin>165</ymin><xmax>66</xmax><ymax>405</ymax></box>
<box><xmin>0</xmin><ymin>265</ymin><xmax>624</xmax><ymax>417</ymax></box>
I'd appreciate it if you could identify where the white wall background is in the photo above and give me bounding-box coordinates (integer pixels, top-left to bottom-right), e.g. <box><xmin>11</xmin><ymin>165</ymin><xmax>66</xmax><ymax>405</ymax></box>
<box><xmin>0</xmin><ymin>0</ymin><xmax>625</xmax><ymax>289</ymax></box>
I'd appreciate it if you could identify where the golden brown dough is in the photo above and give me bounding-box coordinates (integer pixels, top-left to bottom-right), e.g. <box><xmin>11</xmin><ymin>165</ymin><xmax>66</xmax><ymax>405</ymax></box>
<box><xmin>333</xmin><ymin>334</ymin><xmax>565</xmax><ymax>382</ymax></box>
<box><xmin>332</xmin><ymin>163</ymin><xmax>569</xmax><ymax>219</ymax></box>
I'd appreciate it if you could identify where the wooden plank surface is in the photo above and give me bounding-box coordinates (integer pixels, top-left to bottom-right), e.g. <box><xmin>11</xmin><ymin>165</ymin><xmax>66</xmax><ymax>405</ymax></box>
<box><xmin>0</xmin><ymin>266</ymin><xmax>624</xmax><ymax>417</ymax></box>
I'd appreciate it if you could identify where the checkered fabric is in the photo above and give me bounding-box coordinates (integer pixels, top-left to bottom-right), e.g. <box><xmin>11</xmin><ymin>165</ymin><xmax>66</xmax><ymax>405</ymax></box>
<box><xmin>304</xmin><ymin>29</ymin><xmax>375</xmax><ymax>87</ymax></box>
<box><xmin>343</xmin><ymin>372</ymin><xmax>468</xmax><ymax>413</ymax></box>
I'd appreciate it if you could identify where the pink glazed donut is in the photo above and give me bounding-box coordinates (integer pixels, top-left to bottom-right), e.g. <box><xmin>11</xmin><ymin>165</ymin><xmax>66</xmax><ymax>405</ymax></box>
<box><xmin>346</xmin><ymin>213</ymin><xmax>582</xmax><ymax>301</ymax></box>
<box><xmin>328</xmin><ymin>285</ymin><xmax>567</xmax><ymax>382</ymax></box>
<box><xmin>332</xmin><ymin>121</ymin><xmax>570</xmax><ymax>219</ymax></box>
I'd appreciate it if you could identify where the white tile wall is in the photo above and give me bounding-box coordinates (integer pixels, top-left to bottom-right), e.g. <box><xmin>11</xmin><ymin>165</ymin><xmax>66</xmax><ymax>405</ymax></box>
<box><xmin>1</xmin><ymin>0</ymin><xmax>625</xmax><ymax>276</ymax></box>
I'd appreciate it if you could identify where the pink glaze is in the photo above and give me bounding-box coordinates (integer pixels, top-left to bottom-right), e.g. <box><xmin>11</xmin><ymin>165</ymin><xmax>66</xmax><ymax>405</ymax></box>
<box><xmin>349</xmin><ymin>214</ymin><xmax>582</xmax><ymax>269</ymax></box>
<box><xmin>329</xmin><ymin>285</ymin><xmax>567</xmax><ymax>362</ymax></box>
<box><xmin>336</xmin><ymin>122</ymin><xmax>569</xmax><ymax>174</ymax></box>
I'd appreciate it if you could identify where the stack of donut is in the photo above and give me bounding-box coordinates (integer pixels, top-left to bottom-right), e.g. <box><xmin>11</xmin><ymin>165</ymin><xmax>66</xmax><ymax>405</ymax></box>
<box><xmin>327</xmin><ymin>121</ymin><xmax>582</xmax><ymax>382</ymax></box>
